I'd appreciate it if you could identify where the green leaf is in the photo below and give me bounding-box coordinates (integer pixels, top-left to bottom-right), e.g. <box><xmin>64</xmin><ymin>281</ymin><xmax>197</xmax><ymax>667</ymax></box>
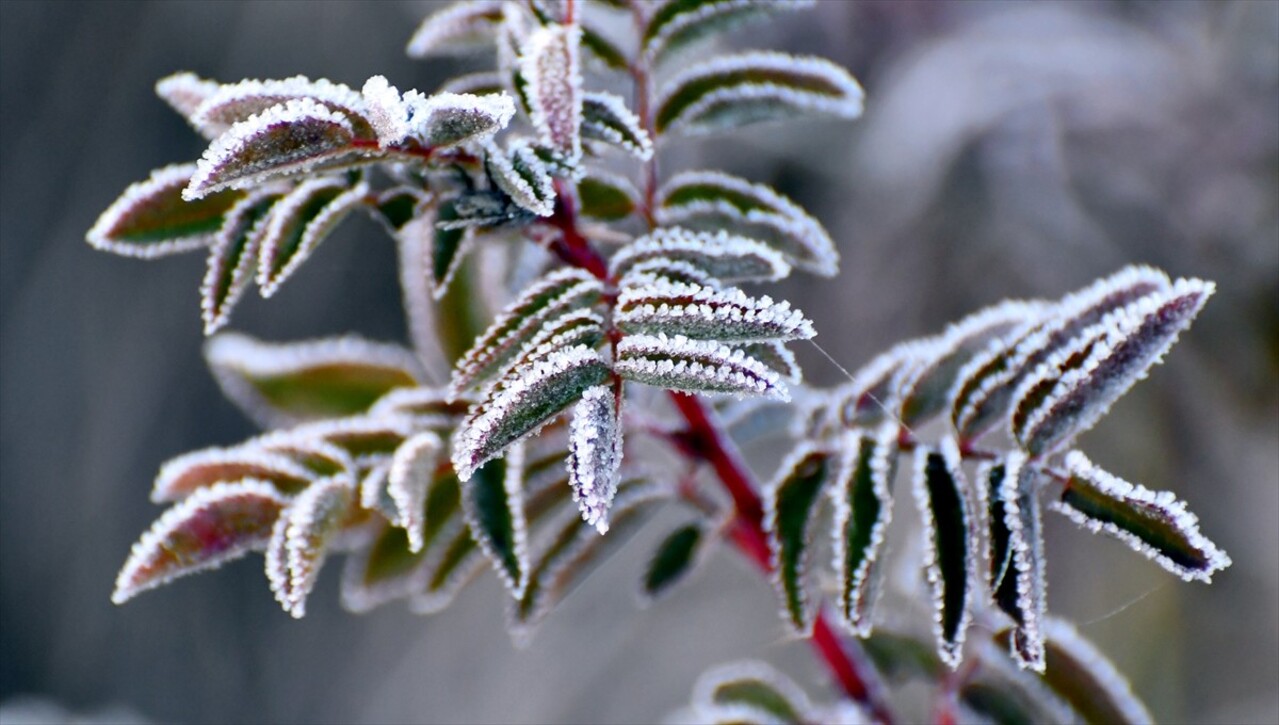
<box><xmin>655</xmin><ymin>52</ymin><xmax>862</xmax><ymax>136</ymax></box>
<box><xmin>616</xmin><ymin>333</ymin><xmax>789</xmax><ymax>400</ymax></box>
<box><xmin>765</xmin><ymin>444</ymin><xmax>832</xmax><ymax>633</ymax></box>
<box><xmin>831</xmin><ymin>424</ymin><xmax>897</xmax><ymax>637</ymax></box>
<box><xmin>257</xmin><ymin>177</ymin><xmax>368</xmax><ymax>297</ymax></box>
<box><xmin>985</xmin><ymin>453</ymin><xmax>1047</xmax><ymax>671</ymax></box>
<box><xmin>113</xmin><ymin>480</ymin><xmax>287</xmax><ymax>604</ymax></box>
<box><xmin>87</xmin><ymin>163</ymin><xmax>245</xmax><ymax>257</ymax></box>
<box><xmin>462</xmin><ymin>449</ymin><xmax>529</xmax><ymax>598</ymax></box>
<box><xmin>388</xmin><ymin>431</ymin><xmax>444</xmax><ymax>552</ymax></box>
<box><xmin>581</xmin><ymin>92</ymin><xmax>653</xmax><ymax>159</ymax></box>
<box><xmin>642</xmin><ymin>521</ymin><xmax>710</xmax><ymax>600</ymax></box>
<box><xmin>265</xmin><ymin>475</ymin><xmax>355</xmax><ymax>618</ymax></box>
<box><xmin>643</xmin><ymin>0</ymin><xmax>816</xmax><ymax>64</ymax></box>
<box><xmin>576</xmin><ymin>171</ymin><xmax>639</xmax><ymax>221</ymax></box>
<box><xmin>616</xmin><ymin>277</ymin><xmax>815</xmax><ymax>342</ymax></box>
<box><xmin>1028</xmin><ymin>617</ymin><xmax>1155</xmax><ymax>725</ymax></box>
<box><xmin>205</xmin><ymin>332</ymin><xmax>422</xmax><ymax>428</ymax></box>
<box><xmin>199</xmin><ymin>189</ymin><xmax>279</xmax><ymax>334</ymax></box>
<box><xmin>580</xmin><ymin>23</ymin><xmax>629</xmax><ymax>71</ymax></box>
<box><xmin>691</xmin><ymin>660</ymin><xmax>814</xmax><ymax>725</ymax></box>
<box><xmin>912</xmin><ymin>439</ymin><xmax>976</xmax><ymax>669</ymax></box>
<box><xmin>610</xmin><ymin>227</ymin><xmax>791</xmax><ymax>283</ymax></box>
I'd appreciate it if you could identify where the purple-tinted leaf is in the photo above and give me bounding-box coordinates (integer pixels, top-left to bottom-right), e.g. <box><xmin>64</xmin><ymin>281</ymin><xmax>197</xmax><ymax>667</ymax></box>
<box><xmin>257</xmin><ymin>177</ymin><xmax>369</xmax><ymax>297</ymax></box>
<box><xmin>488</xmin><ymin>309</ymin><xmax>606</xmax><ymax>394</ymax></box>
<box><xmin>581</xmin><ymin>92</ymin><xmax>653</xmax><ymax>160</ymax></box>
<box><xmin>1016</xmin><ymin>278</ymin><xmax>1214</xmax><ymax>456</ymax></box>
<box><xmin>912</xmin><ymin>438</ymin><xmax>976</xmax><ymax>668</ymax></box>
<box><xmin>388</xmin><ymin>432</ymin><xmax>444</xmax><ymax>552</ymax></box>
<box><xmin>155</xmin><ymin>71</ymin><xmax>221</xmax><ymax>138</ymax></box>
<box><xmin>200</xmin><ymin>189</ymin><xmax>280</xmax><ymax>334</ymax></box>
<box><xmin>765</xmin><ymin>443</ymin><xmax>833</xmax><ymax>633</ymax></box>
<box><xmin>406</xmin><ymin>0</ymin><xmax>505</xmax><ymax>58</ymax></box>
<box><xmin>87</xmin><ymin>163</ymin><xmax>245</xmax><ymax>257</ymax></box>
<box><xmin>831</xmin><ymin>424</ymin><xmax>897</xmax><ymax>637</ymax></box>
<box><xmin>984</xmin><ymin>453</ymin><xmax>1047</xmax><ymax>671</ymax></box>
<box><xmin>616</xmin><ymin>333</ymin><xmax>788</xmax><ymax>400</ymax></box>
<box><xmin>265</xmin><ymin>475</ymin><xmax>355</xmax><ymax>617</ymax></box>
<box><xmin>185</xmin><ymin>99</ymin><xmax>359</xmax><ymax>199</ymax></box>
<box><xmin>734</xmin><ymin>341</ymin><xmax>801</xmax><ymax>385</ymax></box>
<box><xmin>655</xmin><ymin>52</ymin><xmax>863</xmax><ymax>136</ymax></box>
<box><xmin>486</xmin><ymin>138</ymin><xmax>556</xmax><ymax>216</ymax></box>
<box><xmin>521</xmin><ymin>23</ymin><xmax>583</xmax><ymax>163</ymax></box>
<box><xmin>568</xmin><ymin>385</ymin><xmax>624</xmax><ymax>533</ymax></box>
<box><xmin>152</xmin><ymin>445</ymin><xmax>314</xmax><ymax>503</ymax></box>
<box><xmin>691</xmin><ymin>660</ymin><xmax>815</xmax><ymax>725</ymax></box>
<box><xmin>617</xmin><ymin>278</ymin><xmax>815</xmax><ymax>342</ymax></box>
<box><xmin>1054</xmin><ymin>451</ymin><xmax>1230</xmax><ymax>582</ymax></box>
<box><xmin>205</xmin><ymin>332</ymin><xmax>422</xmax><ymax>428</ymax></box>
<box><xmin>192</xmin><ymin>75</ymin><xmax>373</xmax><ymax>140</ymax></box>
<box><xmin>610</xmin><ymin>227</ymin><xmax>791</xmax><ymax>283</ymax></box>
<box><xmin>113</xmin><ymin>480</ymin><xmax>287</xmax><ymax>604</ymax></box>
<box><xmin>643</xmin><ymin>0</ymin><xmax>816</xmax><ymax>64</ymax></box>
<box><xmin>408</xmin><ymin>91</ymin><xmax>517</xmax><ymax>149</ymax></box>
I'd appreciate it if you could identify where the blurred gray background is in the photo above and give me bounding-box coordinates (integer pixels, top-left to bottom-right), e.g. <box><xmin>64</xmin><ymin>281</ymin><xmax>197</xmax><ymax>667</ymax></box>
<box><xmin>2</xmin><ymin>1</ymin><xmax>1276</xmax><ymax>723</ymax></box>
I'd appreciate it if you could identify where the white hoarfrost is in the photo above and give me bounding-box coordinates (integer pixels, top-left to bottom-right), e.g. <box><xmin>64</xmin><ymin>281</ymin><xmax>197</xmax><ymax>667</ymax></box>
<box><xmin>191</xmin><ymin>75</ymin><xmax>368</xmax><ymax>137</ymax></box>
<box><xmin>388</xmin><ymin>431</ymin><xmax>443</xmax><ymax>552</ymax></box>
<box><xmin>829</xmin><ymin>423</ymin><xmax>897</xmax><ymax>637</ymax></box>
<box><xmin>199</xmin><ymin>188</ymin><xmax>279</xmax><ymax>335</ymax></box>
<box><xmin>609</xmin><ymin>227</ymin><xmax>791</xmax><ymax>282</ymax></box>
<box><xmin>616</xmin><ymin>333</ymin><xmax>788</xmax><ymax>400</ymax></box>
<box><xmin>520</xmin><ymin>24</ymin><xmax>583</xmax><ymax>162</ymax></box>
<box><xmin>361</xmin><ymin>75</ymin><xmax>413</xmax><ymax>146</ymax></box>
<box><xmin>568</xmin><ymin>385</ymin><xmax>624</xmax><ymax>534</ymax></box>
<box><xmin>994</xmin><ymin>451</ymin><xmax>1048</xmax><ymax>672</ymax></box>
<box><xmin>580</xmin><ymin>91</ymin><xmax>653</xmax><ymax>160</ymax></box>
<box><xmin>485</xmin><ymin>138</ymin><xmax>555</xmax><ymax>216</ymax></box>
<box><xmin>617</xmin><ymin>277</ymin><xmax>815</xmax><ymax>342</ymax></box>
<box><xmin>86</xmin><ymin>163</ymin><xmax>217</xmax><ymax>258</ymax></box>
<box><xmin>911</xmin><ymin>438</ymin><xmax>976</xmax><ymax>669</ymax></box>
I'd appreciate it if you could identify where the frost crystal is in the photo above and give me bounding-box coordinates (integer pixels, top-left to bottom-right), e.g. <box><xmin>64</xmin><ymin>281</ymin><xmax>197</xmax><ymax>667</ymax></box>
<box><xmin>406</xmin><ymin>0</ymin><xmax>505</xmax><ymax>58</ymax></box>
<box><xmin>609</xmin><ymin>227</ymin><xmax>791</xmax><ymax>283</ymax></box>
<box><xmin>568</xmin><ymin>385</ymin><xmax>624</xmax><ymax>534</ymax></box>
<box><xmin>361</xmin><ymin>75</ymin><xmax>412</xmax><ymax>146</ymax></box>
<box><xmin>616</xmin><ymin>333</ymin><xmax>787</xmax><ymax>400</ymax></box>
<box><xmin>1055</xmin><ymin>451</ymin><xmax>1230</xmax><ymax>582</ymax></box>
<box><xmin>520</xmin><ymin>24</ymin><xmax>583</xmax><ymax>162</ymax></box>
<box><xmin>617</xmin><ymin>277</ymin><xmax>815</xmax><ymax>342</ymax></box>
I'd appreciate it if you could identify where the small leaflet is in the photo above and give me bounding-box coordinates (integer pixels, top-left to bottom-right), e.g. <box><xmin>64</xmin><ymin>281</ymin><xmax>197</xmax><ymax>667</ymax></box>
<box><xmin>643</xmin><ymin>0</ymin><xmax>817</xmax><ymax>64</ymax></box>
<box><xmin>204</xmin><ymin>332</ymin><xmax>422</xmax><ymax>428</ymax></box>
<box><xmin>609</xmin><ymin>227</ymin><xmax>791</xmax><ymax>283</ymax></box>
<box><xmin>487</xmin><ymin>309</ymin><xmax>605</xmax><ymax>393</ymax></box>
<box><xmin>438</xmin><ymin>70</ymin><xmax>507</xmax><ymax>97</ymax></box>
<box><xmin>485</xmin><ymin>139</ymin><xmax>556</xmax><ymax>216</ymax></box>
<box><xmin>257</xmin><ymin>177</ymin><xmax>369</xmax><ymax>297</ymax></box>
<box><xmin>191</xmin><ymin>75</ymin><xmax>373</xmax><ymax>139</ymax></box>
<box><xmin>249</xmin><ymin>431</ymin><xmax>355</xmax><ymax>478</ymax></box>
<box><xmin>394</xmin><ymin>211</ymin><xmax>453</xmax><ymax>378</ymax></box>
<box><xmin>520</xmin><ymin>23</ymin><xmax>583</xmax><ymax>163</ymax></box>
<box><xmin>765</xmin><ymin>443</ymin><xmax>832</xmax><ymax>633</ymax></box>
<box><xmin>360</xmin><ymin>75</ymin><xmax>412</xmax><ymax>147</ymax></box>
<box><xmin>152</xmin><ymin>445</ymin><xmax>314</xmax><ymax>503</ymax></box>
<box><xmin>1054</xmin><ymin>451</ymin><xmax>1230</xmax><ymax>582</ymax></box>
<box><xmin>655</xmin><ymin>51</ymin><xmax>863</xmax><ymax>136</ymax></box>
<box><xmin>656</xmin><ymin>170</ymin><xmax>836</xmax><ymax>277</ymax></box>
<box><xmin>617</xmin><ymin>277</ymin><xmax>815</xmax><ymax>342</ymax></box>
<box><xmin>912</xmin><ymin>438</ymin><xmax>976</xmax><ymax>669</ymax></box>
<box><xmin>460</xmin><ymin>448</ymin><xmax>530</xmax><ymax>598</ymax></box>
<box><xmin>820</xmin><ymin>343</ymin><xmax>912</xmax><ymax>432</ymax></box>
<box><xmin>615</xmin><ymin>333</ymin><xmax>788</xmax><ymax>401</ymax></box>
<box><xmin>112</xmin><ymin>480</ymin><xmax>287</xmax><ymax>605</ymax></box>
<box><xmin>406</xmin><ymin>91</ymin><xmax>517</xmax><ymax>149</ymax></box>
<box><xmin>452</xmin><ymin>345</ymin><xmax>611</xmax><ymax>481</ymax></box>
<box><xmin>267</xmin><ymin>475</ymin><xmax>355</xmax><ymax>618</ymax></box>
<box><xmin>576</xmin><ymin>170</ymin><xmax>639</xmax><ymax>221</ymax></box>
<box><xmin>830</xmin><ymin>424</ymin><xmax>897</xmax><ymax>637</ymax></box>
<box><xmin>449</xmin><ymin>268</ymin><xmax>604</xmax><ymax>396</ymax></box>
<box><xmin>155</xmin><ymin>71</ymin><xmax>222</xmax><ymax>138</ymax></box>
<box><xmin>690</xmin><ymin>660</ymin><xmax>815</xmax><ymax>725</ymax></box>
<box><xmin>87</xmin><ymin>163</ymin><xmax>244</xmax><ymax>258</ymax></box>
<box><xmin>200</xmin><ymin>189</ymin><xmax>279</xmax><ymax>335</ymax></box>
<box><xmin>960</xmin><ymin>638</ymin><xmax>1077</xmax><ymax>725</ymax></box>
<box><xmin>619</xmin><ymin>258</ymin><xmax>721</xmax><ymax>290</ymax></box>
<box><xmin>1016</xmin><ymin>279</ymin><xmax>1214</xmax><ymax>456</ymax></box>
<box><xmin>388</xmin><ymin>431</ymin><xmax>444</xmax><ymax>552</ymax></box>
<box><xmin>642</xmin><ymin>520</ymin><xmax>712</xmax><ymax>601</ymax></box>
<box><xmin>368</xmin><ymin>386</ymin><xmax>472</xmax><ymax>427</ymax></box>
<box><xmin>1036</xmin><ymin>617</ymin><xmax>1155</xmax><ymax>725</ymax></box>
<box><xmin>580</xmin><ymin>91</ymin><xmax>654</xmax><ymax>160</ymax></box>
<box><xmin>289</xmin><ymin>415</ymin><xmax>416</xmax><ymax>462</ymax></box>
<box><xmin>734</xmin><ymin>341</ymin><xmax>801</xmax><ymax>385</ymax></box>
<box><xmin>985</xmin><ymin>453</ymin><xmax>1048</xmax><ymax>671</ymax></box>
<box><xmin>185</xmin><ymin>99</ymin><xmax>357</xmax><ymax>200</ymax></box>
<box><xmin>579</xmin><ymin>23</ymin><xmax>629</xmax><ymax>72</ymax></box>
<box><xmin>406</xmin><ymin>0</ymin><xmax>506</xmax><ymax>58</ymax></box>
<box><xmin>568</xmin><ymin>385</ymin><xmax>624</xmax><ymax>533</ymax></box>
<box><xmin>952</xmin><ymin>265</ymin><xmax>1171</xmax><ymax>440</ymax></box>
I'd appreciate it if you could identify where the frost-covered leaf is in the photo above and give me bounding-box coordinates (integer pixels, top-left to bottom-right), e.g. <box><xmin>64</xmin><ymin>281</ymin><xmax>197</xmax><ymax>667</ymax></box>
<box><xmin>427</xmin><ymin>198</ymin><xmax>479</xmax><ymax>300</ymax></box>
<box><xmin>406</xmin><ymin>0</ymin><xmax>505</xmax><ymax>58</ymax></box>
<box><xmin>249</xmin><ymin>431</ymin><xmax>355</xmax><ymax>478</ymax></box>
<box><xmin>609</xmin><ymin>228</ymin><xmax>790</xmax><ymax>283</ymax></box>
<box><xmin>87</xmin><ymin>163</ymin><xmax>245</xmax><ymax>257</ymax></box>
<box><xmin>113</xmin><ymin>480</ymin><xmax>287</xmax><ymax>604</ymax></box>
<box><xmin>765</xmin><ymin>443</ymin><xmax>832</xmax><ymax>633</ymax></box>
<box><xmin>581</xmin><ymin>91</ymin><xmax>653</xmax><ymax>160</ymax></box>
<box><xmin>439</xmin><ymin>71</ymin><xmax>507</xmax><ymax>97</ymax></box>
<box><xmin>576</xmin><ymin>170</ymin><xmax>639</xmax><ymax>221</ymax></box>
<box><xmin>192</xmin><ymin>75</ymin><xmax>373</xmax><ymax>139</ymax></box>
<box><xmin>462</xmin><ymin>448</ymin><xmax>530</xmax><ymax>598</ymax></box>
<box><xmin>509</xmin><ymin>482</ymin><xmax>666</xmax><ymax>641</ymax></box>
<box><xmin>734</xmin><ymin>341</ymin><xmax>800</xmax><ymax>385</ymax></box>
<box><xmin>205</xmin><ymin>332</ymin><xmax>421</xmax><ymax>428</ymax></box>
<box><xmin>1030</xmin><ymin>617</ymin><xmax>1155</xmax><ymax>725</ymax></box>
<box><xmin>486</xmin><ymin>139</ymin><xmax>556</xmax><ymax>216</ymax></box>
<box><xmin>1015</xmin><ymin>279</ymin><xmax>1214</xmax><ymax>456</ymax></box>
<box><xmin>960</xmin><ymin>639</ymin><xmax>1077</xmax><ymax>725</ymax></box>
<box><xmin>257</xmin><ymin>177</ymin><xmax>368</xmax><ymax>296</ymax></box>
<box><xmin>453</xmin><ymin>345</ymin><xmax>610</xmax><ymax>481</ymax></box>
<box><xmin>521</xmin><ymin>23</ymin><xmax>583</xmax><ymax>162</ymax></box>
<box><xmin>388</xmin><ymin>432</ymin><xmax>444</xmax><ymax>552</ymax></box>
<box><xmin>407</xmin><ymin>91</ymin><xmax>517</xmax><ymax>149</ymax></box>
<box><xmin>185</xmin><ymin>99</ymin><xmax>359</xmax><ymax>199</ymax></box>
<box><xmin>369</xmin><ymin>386</ymin><xmax>470</xmax><ymax>430</ymax></box>
<box><xmin>656</xmin><ymin>170</ymin><xmax>836</xmax><ymax>276</ymax></box>
<box><xmin>643</xmin><ymin>0</ymin><xmax>816</xmax><ymax>64</ymax></box>
<box><xmin>818</xmin><ymin>344</ymin><xmax>913</xmax><ymax>433</ymax></box>
<box><xmin>200</xmin><ymin>189</ymin><xmax>279</xmax><ymax>334</ymax></box>
<box><xmin>155</xmin><ymin>71</ymin><xmax>222</xmax><ymax>138</ymax></box>
<box><xmin>490</xmin><ymin>309</ymin><xmax>606</xmax><ymax>392</ymax></box>
<box><xmin>952</xmin><ymin>265</ymin><xmax>1171</xmax><ymax>440</ymax></box>
<box><xmin>1054</xmin><ymin>451</ymin><xmax>1230</xmax><ymax>582</ymax></box>
<box><xmin>266</xmin><ymin>475</ymin><xmax>355</xmax><ymax>617</ymax></box>
<box><xmin>580</xmin><ymin>24</ymin><xmax>629</xmax><ymax>71</ymax></box>
<box><xmin>619</xmin><ymin>258</ymin><xmax>721</xmax><ymax>290</ymax></box>
<box><xmin>831</xmin><ymin>424</ymin><xmax>897</xmax><ymax>637</ymax></box>
<box><xmin>437</xmin><ymin>189</ymin><xmax>537</xmax><ymax>231</ymax></box>
<box><xmin>152</xmin><ymin>445</ymin><xmax>314</xmax><ymax>503</ymax></box>
<box><xmin>450</xmin><ymin>268</ymin><xmax>604</xmax><ymax>395</ymax></box>
<box><xmin>616</xmin><ymin>333</ymin><xmax>787</xmax><ymax>400</ymax></box>
<box><xmin>655</xmin><ymin>52</ymin><xmax>863</xmax><ymax>136</ymax></box>
<box><xmin>285</xmin><ymin>415</ymin><xmax>416</xmax><ymax>462</ymax></box>
<box><xmin>912</xmin><ymin>438</ymin><xmax>976</xmax><ymax>669</ymax></box>
<box><xmin>984</xmin><ymin>453</ymin><xmax>1047</xmax><ymax>671</ymax></box>
<box><xmin>617</xmin><ymin>278</ymin><xmax>815</xmax><ymax>342</ymax></box>
<box><xmin>643</xmin><ymin>519</ymin><xmax>714</xmax><ymax>601</ymax></box>
<box><xmin>691</xmin><ymin>660</ymin><xmax>814</xmax><ymax>725</ymax></box>
<box><xmin>568</xmin><ymin>385</ymin><xmax>624</xmax><ymax>533</ymax></box>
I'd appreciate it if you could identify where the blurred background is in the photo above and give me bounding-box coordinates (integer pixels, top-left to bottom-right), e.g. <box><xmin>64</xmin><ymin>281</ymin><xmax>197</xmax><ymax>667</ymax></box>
<box><xmin>1</xmin><ymin>1</ymin><xmax>1276</xmax><ymax>723</ymax></box>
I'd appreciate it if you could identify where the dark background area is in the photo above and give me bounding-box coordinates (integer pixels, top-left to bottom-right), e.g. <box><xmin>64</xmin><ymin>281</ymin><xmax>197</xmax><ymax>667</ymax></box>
<box><xmin>2</xmin><ymin>1</ymin><xmax>1276</xmax><ymax>723</ymax></box>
